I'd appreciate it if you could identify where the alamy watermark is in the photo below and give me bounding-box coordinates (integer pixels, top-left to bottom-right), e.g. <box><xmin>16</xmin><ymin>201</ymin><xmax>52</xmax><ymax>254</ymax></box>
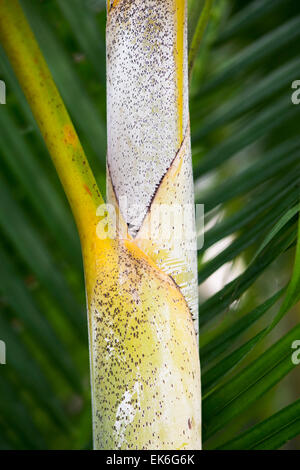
<box><xmin>0</xmin><ymin>80</ymin><xmax>6</xmax><ymax>104</ymax></box>
<box><xmin>95</xmin><ymin>199</ymin><xmax>205</xmax><ymax>251</ymax></box>
<box><xmin>0</xmin><ymin>340</ymin><xmax>6</xmax><ymax>365</ymax></box>
<box><xmin>291</xmin><ymin>340</ymin><xmax>300</xmax><ymax>366</ymax></box>
<box><xmin>291</xmin><ymin>80</ymin><xmax>300</xmax><ymax>105</ymax></box>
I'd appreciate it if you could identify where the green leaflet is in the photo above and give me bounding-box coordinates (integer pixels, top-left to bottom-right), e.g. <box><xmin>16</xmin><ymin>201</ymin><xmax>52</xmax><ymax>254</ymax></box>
<box><xmin>0</xmin><ymin>246</ymin><xmax>82</xmax><ymax>392</ymax></box>
<box><xmin>195</xmin><ymin>15</ymin><xmax>300</xmax><ymax>96</ymax></box>
<box><xmin>253</xmin><ymin>204</ymin><xmax>300</xmax><ymax>261</ymax></box>
<box><xmin>219</xmin><ymin>398</ymin><xmax>300</xmax><ymax>450</ymax></box>
<box><xmin>192</xmin><ymin>57</ymin><xmax>300</xmax><ymax>138</ymax></box>
<box><xmin>56</xmin><ymin>0</ymin><xmax>106</xmax><ymax>84</ymax></box>
<box><xmin>200</xmin><ymin>288</ymin><xmax>285</xmax><ymax>367</ymax></box>
<box><xmin>0</xmin><ymin>314</ymin><xmax>70</xmax><ymax>430</ymax></box>
<box><xmin>215</xmin><ymin>0</ymin><xmax>286</xmax><ymax>44</ymax></box>
<box><xmin>0</xmin><ymin>176</ymin><xmax>86</xmax><ymax>339</ymax></box>
<box><xmin>193</xmin><ymin>97</ymin><xmax>300</xmax><ymax>173</ymax></box>
<box><xmin>203</xmin><ymin>170</ymin><xmax>299</xmax><ymax>250</ymax></box>
<box><xmin>20</xmin><ymin>0</ymin><xmax>107</xmax><ymax>174</ymax></box>
<box><xmin>203</xmin><ymin>323</ymin><xmax>300</xmax><ymax>441</ymax></box>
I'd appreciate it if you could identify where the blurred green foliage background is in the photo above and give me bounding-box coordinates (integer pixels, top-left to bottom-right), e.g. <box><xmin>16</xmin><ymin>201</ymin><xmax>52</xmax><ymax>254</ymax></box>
<box><xmin>0</xmin><ymin>0</ymin><xmax>300</xmax><ymax>450</ymax></box>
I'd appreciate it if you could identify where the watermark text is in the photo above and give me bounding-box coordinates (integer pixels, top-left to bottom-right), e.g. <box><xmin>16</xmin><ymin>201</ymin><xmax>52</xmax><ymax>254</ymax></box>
<box><xmin>291</xmin><ymin>80</ymin><xmax>300</xmax><ymax>105</ymax></box>
<box><xmin>0</xmin><ymin>80</ymin><xmax>6</xmax><ymax>104</ymax></box>
<box><xmin>291</xmin><ymin>340</ymin><xmax>300</xmax><ymax>365</ymax></box>
<box><xmin>0</xmin><ymin>340</ymin><xmax>6</xmax><ymax>365</ymax></box>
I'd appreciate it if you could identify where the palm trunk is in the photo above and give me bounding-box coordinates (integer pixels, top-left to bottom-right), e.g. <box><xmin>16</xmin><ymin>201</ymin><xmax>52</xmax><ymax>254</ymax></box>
<box><xmin>106</xmin><ymin>0</ymin><xmax>199</xmax><ymax>335</ymax></box>
<box><xmin>89</xmin><ymin>0</ymin><xmax>201</xmax><ymax>449</ymax></box>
